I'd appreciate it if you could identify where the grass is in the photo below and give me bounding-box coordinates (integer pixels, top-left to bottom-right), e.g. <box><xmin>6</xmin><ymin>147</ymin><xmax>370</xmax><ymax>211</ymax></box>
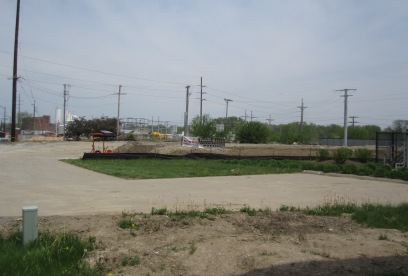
<box><xmin>240</xmin><ymin>205</ymin><xmax>257</xmax><ymax>216</ymax></box>
<box><xmin>64</xmin><ymin>158</ymin><xmax>408</xmax><ymax>181</ymax></box>
<box><xmin>120</xmin><ymin>255</ymin><xmax>140</xmax><ymax>266</ymax></box>
<box><xmin>279</xmin><ymin>202</ymin><xmax>408</xmax><ymax>232</ymax></box>
<box><xmin>0</xmin><ymin>231</ymin><xmax>100</xmax><ymax>276</ymax></box>
<box><xmin>150</xmin><ymin>206</ymin><xmax>227</xmax><ymax>220</ymax></box>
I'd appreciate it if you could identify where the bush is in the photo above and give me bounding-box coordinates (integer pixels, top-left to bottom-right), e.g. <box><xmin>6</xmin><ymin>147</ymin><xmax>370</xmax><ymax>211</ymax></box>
<box><xmin>236</xmin><ymin>122</ymin><xmax>270</xmax><ymax>144</ymax></box>
<box><xmin>342</xmin><ymin>163</ymin><xmax>358</xmax><ymax>174</ymax></box>
<box><xmin>354</xmin><ymin>148</ymin><xmax>373</xmax><ymax>163</ymax></box>
<box><xmin>332</xmin><ymin>147</ymin><xmax>353</xmax><ymax>164</ymax></box>
<box><xmin>317</xmin><ymin>148</ymin><xmax>330</xmax><ymax>161</ymax></box>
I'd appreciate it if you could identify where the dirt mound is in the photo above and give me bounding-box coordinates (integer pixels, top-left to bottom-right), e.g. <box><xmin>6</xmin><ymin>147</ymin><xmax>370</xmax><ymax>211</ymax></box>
<box><xmin>114</xmin><ymin>141</ymin><xmax>329</xmax><ymax>157</ymax></box>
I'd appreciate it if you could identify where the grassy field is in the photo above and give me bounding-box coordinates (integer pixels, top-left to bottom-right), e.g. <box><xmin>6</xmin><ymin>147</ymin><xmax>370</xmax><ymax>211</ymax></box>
<box><xmin>64</xmin><ymin>158</ymin><xmax>408</xmax><ymax>181</ymax></box>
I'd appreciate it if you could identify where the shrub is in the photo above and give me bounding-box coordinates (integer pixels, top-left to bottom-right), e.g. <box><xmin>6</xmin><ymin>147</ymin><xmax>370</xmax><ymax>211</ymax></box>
<box><xmin>236</xmin><ymin>122</ymin><xmax>270</xmax><ymax>144</ymax></box>
<box><xmin>317</xmin><ymin>148</ymin><xmax>330</xmax><ymax>161</ymax></box>
<box><xmin>354</xmin><ymin>148</ymin><xmax>373</xmax><ymax>163</ymax></box>
<box><xmin>332</xmin><ymin>147</ymin><xmax>353</xmax><ymax>164</ymax></box>
<box><xmin>342</xmin><ymin>163</ymin><xmax>358</xmax><ymax>174</ymax></box>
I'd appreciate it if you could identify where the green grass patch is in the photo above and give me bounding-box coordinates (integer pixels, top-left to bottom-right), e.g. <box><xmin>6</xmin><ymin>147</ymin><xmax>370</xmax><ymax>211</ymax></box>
<box><xmin>352</xmin><ymin>202</ymin><xmax>408</xmax><ymax>231</ymax></box>
<box><xmin>63</xmin><ymin>158</ymin><xmax>303</xmax><ymax>179</ymax></box>
<box><xmin>0</xmin><ymin>232</ymin><xmax>100</xmax><ymax>276</ymax></box>
<box><xmin>279</xmin><ymin>202</ymin><xmax>408</xmax><ymax>232</ymax></box>
<box><xmin>63</xmin><ymin>158</ymin><xmax>408</xmax><ymax>182</ymax></box>
<box><xmin>240</xmin><ymin>205</ymin><xmax>257</xmax><ymax>216</ymax></box>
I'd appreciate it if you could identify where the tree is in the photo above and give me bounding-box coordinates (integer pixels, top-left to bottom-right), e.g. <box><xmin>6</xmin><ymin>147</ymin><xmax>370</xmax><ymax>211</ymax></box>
<box><xmin>189</xmin><ymin>114</ymin><xmax>216</xmax><ymax>137</ymax></box>
<box><xmin>385</xmin><ymin>120</ymin><xmax>408</xmax><ymax>132</ymax></box>
<box><xmin>236</xmin><ymin>121</ymin><xmax>270</xmax><ymax>144</ymax></box>
<box><xmin>213</xmin><ymin>116</ymin><xmax>244</xmax><ymax>140</ymax></box>
<box><xmin>88</xmin><ymin>116</ymin><xmax>117</xmax><ymax>133</ymax></box>
<box><xmin>65</xmin><ymin>117</ymin><xmax>88</xmax><ymax>141</ymax></box>
<box><xmin>65</xmin><ymin>116</ymin><xmax>117</xmax><ymax>140</ymax></box>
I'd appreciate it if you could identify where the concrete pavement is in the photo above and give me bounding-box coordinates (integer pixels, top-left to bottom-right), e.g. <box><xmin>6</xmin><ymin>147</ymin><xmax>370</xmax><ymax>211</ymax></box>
<box><xmin>1</xmin><ymin>141</ymin><xmax>407</xmax><ymax>216</ymax></box>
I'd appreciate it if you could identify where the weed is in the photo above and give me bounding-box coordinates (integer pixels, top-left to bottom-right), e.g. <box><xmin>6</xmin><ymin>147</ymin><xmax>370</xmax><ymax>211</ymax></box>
<box><xmin>121</xmin><ymin>255</ymin><xmax>140</xmax><ymax>266</ymax></box>
<box><xmin>279</xmin><ymin>205</ymin><xmax>299</xmax><ymax>212</ymax></box>
<box><xmin>151</xmin><ymin>207</ymin><xmax>168</xmax><ymax>215</ymax></box>
<box><xmin>118</xmin><ymin>219</ymin><xmax>134</xmax><ymax>229</ymax></box>
<box><xmin>240</xmin><ymin>205</ymin><xmax>257</xmax><ymax>216</ymax></box>
<box><xmin>378</xmin><ymin>233</ymin><xmax>389</xmax><ymax>240</ymax></box>
<box><xmin>189</xmin><ymin>243</ymin><xmax>197</xmax><ymax>255</ymax></box>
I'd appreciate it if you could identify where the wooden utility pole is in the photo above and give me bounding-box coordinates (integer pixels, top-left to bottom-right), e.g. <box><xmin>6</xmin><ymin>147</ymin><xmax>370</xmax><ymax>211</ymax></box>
<box><xmin>199</xmin><ymin>77</ymin><xmax>206</xmax><ymax>123</ymax></box>
<box><xmin>116</xmin><ymin>85</ymin><xmax>125</xmax><ymax>141</ymax></box>
<box><xmin>266</xmin><ymin>115</ymin><xmax>274</xmax><ymax>126</ymax></box>
<box><xmin>63</xmin><ymin>84</ymin><xmax>70</xmax><ymax>140</ymax></box>
<box><xmin>11</xmin><ymin>0</ymin><xmax>21</xmax><ymax>141</ymax></box>
<box><xmin>297</xmin><ymin>98</ymin><xmax>307</xmax><ymax>132</ymax></box>
<box><xmin>224</xmin><ymin>98</ymin><xmax>232</xmax><ymax>122</ymax></box>
<box><xmin>184</xmin><ymin>85</ymin><xmax>191</xmax><ymax>136</ymax></box>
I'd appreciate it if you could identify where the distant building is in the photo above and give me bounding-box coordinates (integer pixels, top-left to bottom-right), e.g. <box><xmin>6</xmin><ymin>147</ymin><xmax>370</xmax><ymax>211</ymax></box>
<box><xmin>22</xmin><ymin>115</ymin><xmax>55</xmax><ymax>133</ymax></box>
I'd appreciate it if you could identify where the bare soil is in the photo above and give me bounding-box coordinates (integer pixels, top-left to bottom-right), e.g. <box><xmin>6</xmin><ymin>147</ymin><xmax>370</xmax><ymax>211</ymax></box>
<box><xmin>115</xmin><ymin>141</ymin><xmax>347</xmax><ymax>157</ymax></box>
<box><xmin>1</xmin><ymin>211</ymin><xmax>407</xmax><ymax>275</ymax></box>
<box><xmin>1</xmin><ymin>140</ymin><xmax>406</xmax><ymax>275</ymax></box>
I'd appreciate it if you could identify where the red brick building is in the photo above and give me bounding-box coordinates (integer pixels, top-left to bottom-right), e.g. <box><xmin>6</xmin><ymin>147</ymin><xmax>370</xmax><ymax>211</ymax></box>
<box><xmin>22</xmin><ymin>115</ymin><xmax>55</xmax><ymax>132</ymax></box>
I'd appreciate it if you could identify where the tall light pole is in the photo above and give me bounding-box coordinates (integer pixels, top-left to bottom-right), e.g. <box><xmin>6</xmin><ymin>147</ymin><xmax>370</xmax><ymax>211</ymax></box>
<box><xmin>336</xmin><ymin>89</ymin><xmax>356</xmax><ymax>147</ymax></box>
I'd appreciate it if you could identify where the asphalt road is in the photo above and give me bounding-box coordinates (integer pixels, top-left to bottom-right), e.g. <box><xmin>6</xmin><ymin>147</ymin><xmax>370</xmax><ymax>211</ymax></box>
<box><xmin>1</xmin><ymin>141</ymin><xmax>407</xmax><ymax>216</ymax></box>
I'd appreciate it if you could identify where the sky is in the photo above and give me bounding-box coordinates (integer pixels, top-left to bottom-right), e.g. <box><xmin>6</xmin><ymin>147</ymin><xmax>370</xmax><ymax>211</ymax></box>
<box><xmin>0</xmin><ymin>0</ymin><xmax>407</xmax><ymax>129</ymax></box>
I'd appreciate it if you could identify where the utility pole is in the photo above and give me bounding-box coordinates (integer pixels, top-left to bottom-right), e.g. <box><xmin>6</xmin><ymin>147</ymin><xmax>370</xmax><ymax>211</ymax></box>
<box><xmin>224</xmin><ymin>98</ymin><xmax>232</xmax><ymax>122</ymax></box>
<box><xmin>297</xmin><ymin>98</ymin><xmax>307</xmax><ymax>132</ymax></box>
<box><xmin>243</xmin><ymin>110</ymin><xmax>249</xmax><ymax>122</ymax></box>
<box><xmin>11</xmin><ymin>0</ymin><xmax>21</xmax><ymax>142</ymax></box>
<box><xmin>18</xmin><ymin>94</ymin><xmax>21</xmax><ymax>128</ymax></box>
<box><xmin>250</xmin><ymin>111</ymin><xmax>257</xmax><ymax>122</ymax></box>
<box><xmin>266</xmin><ymin>115</ymin><xmax>274</xmax><ymax>126</ymax></box>
<box><xmin>63</xmin><ymin>84</ymin><xmax>70</xmax><ymax>140</ymax></box>
<box><xmin>184</xmin><ymin>85</ymin><xmax>191</xmax><ymax>136</ymax></box>
<box><xmin>32</xmin><ymin>100</ymin><xmax>36</xmax><ymax>118</ymax></box>
<box><xmin>1</xmin><ymin>106</ymin><xmax>6</xmax><ymax>132</ymax></box>
<box><xmin>199</xmin><ymin>77</ymin><xmax>206</xmax><ymax>123</ymax></box>
<box><xmin>349</xmin><ymin>116</ymin><xmax>358</xmax><ymax>127</ymax></box>
<box><xmin>116</xmin><ymin>85</ymin><xmax>125</xmax><ymax>141</ymax></box>
<box><xmin>336</xmin><ymin>89</ymin><xmax>356</xmax><ymax>147</ymax></box>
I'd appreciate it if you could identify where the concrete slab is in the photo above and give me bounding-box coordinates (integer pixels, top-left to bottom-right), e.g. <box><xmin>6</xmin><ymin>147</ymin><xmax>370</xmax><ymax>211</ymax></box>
<box><xmin>0</xmin><ymin>141</ymin><xmax>407</xmax><ymax>216</ymax></box>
